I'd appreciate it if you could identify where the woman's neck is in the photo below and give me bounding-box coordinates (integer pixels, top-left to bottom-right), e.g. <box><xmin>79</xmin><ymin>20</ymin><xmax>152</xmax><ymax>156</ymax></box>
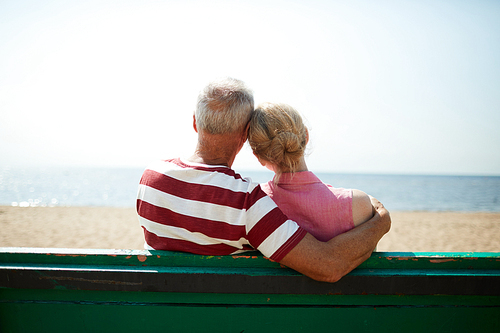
<box><xmin>278</xmin><ymin>156</ymin><xmax>308</xmax><ymax>174</ymax></box>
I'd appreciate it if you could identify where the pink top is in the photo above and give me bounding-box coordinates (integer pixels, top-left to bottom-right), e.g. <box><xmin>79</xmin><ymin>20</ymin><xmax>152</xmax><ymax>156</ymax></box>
<box><xmin>260</xmin><ymin>171</ymin><xmax>354</xmax><ymax>242</ymax></box>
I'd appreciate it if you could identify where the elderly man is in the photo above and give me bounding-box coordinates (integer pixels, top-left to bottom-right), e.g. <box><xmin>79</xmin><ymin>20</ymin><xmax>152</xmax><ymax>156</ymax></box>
<box><xmin>137</xmin><ymin>77</ymin><xmax>391</xmax><ymax>282</ymax></box>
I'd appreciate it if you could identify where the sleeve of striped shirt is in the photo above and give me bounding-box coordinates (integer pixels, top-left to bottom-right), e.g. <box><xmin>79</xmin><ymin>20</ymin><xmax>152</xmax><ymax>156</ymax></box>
<box><xmin>244</xmin><ymin>193</ymin><xmax>307</xmax><ymax>262</ymax></box>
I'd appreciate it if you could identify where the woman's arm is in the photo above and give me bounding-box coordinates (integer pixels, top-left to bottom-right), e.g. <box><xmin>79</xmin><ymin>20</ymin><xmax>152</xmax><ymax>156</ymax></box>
<box><xmin>352</xmin><ymin>189</ymin><xmax>375</xmax><ymax>226</ymax></box>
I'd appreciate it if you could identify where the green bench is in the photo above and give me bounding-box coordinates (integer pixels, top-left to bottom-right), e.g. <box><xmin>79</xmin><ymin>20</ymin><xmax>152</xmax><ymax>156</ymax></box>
<box><xmin>1</xmin><ymin>248</ymin><xmax>499</xmax><ymax>332</ymax></box>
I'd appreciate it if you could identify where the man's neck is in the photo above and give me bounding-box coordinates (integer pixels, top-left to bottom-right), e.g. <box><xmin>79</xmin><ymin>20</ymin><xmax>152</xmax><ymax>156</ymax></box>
<box><xmin>187</xmin><ymin>153</ymin><xmax>232</xmax><ymax>167</ymax></box>
<box><xmin>187</xmin><ymin>131</ymin><xmax>244</xmax><ymax>168</ymax></box>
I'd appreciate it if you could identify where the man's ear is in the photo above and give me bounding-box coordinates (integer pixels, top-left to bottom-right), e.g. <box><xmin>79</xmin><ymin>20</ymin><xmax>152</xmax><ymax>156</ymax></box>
<box><xmin>238</xmin><ymin>121</ymin><xmax>251</xmax><ymax>145</ymax></box>
<box><xmin>193</xmin><ymin>114</ymin><xmax>198</xmax><ymax>133</ymax></box>
<box><xmin>305</xmin><ymin>128</ymin><xmax>309</xmax><ymax>145</ymax></box>
<box><xmin>243</xmin><ymin>121</ymin><xmax>251</xmax><ymax>138</ymax></box>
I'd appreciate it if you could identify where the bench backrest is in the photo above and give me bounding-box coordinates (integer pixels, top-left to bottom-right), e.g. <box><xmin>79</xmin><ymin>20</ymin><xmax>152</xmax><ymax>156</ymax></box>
<box><xmin>1</xmin><ymin>248</ymin><xmax>499</xmax><ymax>332</ymax></box>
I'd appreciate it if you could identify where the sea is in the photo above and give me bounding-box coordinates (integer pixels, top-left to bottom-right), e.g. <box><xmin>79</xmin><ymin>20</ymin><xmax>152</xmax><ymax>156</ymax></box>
<box><xmin>0</xmin><ymin>166</ymin><xmax>499</xmax><ymax>212</ymax></box>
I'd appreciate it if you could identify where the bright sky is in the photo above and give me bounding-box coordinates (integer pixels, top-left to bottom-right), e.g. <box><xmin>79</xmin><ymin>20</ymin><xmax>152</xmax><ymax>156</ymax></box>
<box><xmin>1</xmin><ymin>0</ymin><xmax>499</xmax><ymax>175</ymax></box>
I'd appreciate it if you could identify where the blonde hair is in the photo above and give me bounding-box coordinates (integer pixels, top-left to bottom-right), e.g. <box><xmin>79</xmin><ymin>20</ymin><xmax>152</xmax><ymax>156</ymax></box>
<box><xmin>196</xmin><ymin>77</ymin><xmax>254</xmax><ymax>134</ymax></box>
<box><xmin>248</xmin><ymin>102</ymin><xmax>308</xmax><ymax>180</ymax></box>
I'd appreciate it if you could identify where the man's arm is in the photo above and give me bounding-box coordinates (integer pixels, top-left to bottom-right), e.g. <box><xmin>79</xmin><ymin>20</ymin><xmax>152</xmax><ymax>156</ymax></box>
<box><xmin>280</xmin><ymin>197</ymin><xmax>391</xmax><ymax>283</ymax></box>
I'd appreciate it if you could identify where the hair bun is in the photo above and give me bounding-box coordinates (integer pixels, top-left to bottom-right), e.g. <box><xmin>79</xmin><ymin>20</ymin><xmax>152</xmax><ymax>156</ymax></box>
<box><xmin>275</xmin><ymin>131</ymin><xmax>301</xmax><ymax>153</ymax></box>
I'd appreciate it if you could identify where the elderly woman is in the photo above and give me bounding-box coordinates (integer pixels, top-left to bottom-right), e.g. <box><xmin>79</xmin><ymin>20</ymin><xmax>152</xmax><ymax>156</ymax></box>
<box><xmin>248</xmin><ymin>102</ymin><xmax>374</xmax><ymax>241</ymax></box>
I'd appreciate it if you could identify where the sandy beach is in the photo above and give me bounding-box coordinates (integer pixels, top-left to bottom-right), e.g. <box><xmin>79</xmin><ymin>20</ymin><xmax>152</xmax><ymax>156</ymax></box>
<box><xmin>0</xmin><ymin>206</ymin><xmax>499</xmax><ymax>252</ymax></box>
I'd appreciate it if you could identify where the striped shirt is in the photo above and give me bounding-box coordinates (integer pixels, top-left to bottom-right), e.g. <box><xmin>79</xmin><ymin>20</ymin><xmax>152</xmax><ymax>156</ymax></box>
<box><xmin>136</xmin><ymin>158</ymin><xmax>307</xmax><ymax>262</ymax></box>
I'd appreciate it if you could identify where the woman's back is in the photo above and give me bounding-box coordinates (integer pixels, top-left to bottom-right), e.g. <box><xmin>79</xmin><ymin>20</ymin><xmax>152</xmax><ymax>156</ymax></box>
<box><xmin>261</xmin><ymin>171</ymin><xmax>373</xmax><ymax>241</ymax></box>
<box><xmin>261</xmin><ymin>172</ymin><xmax>353</xmax><ymax>241</ymax></box>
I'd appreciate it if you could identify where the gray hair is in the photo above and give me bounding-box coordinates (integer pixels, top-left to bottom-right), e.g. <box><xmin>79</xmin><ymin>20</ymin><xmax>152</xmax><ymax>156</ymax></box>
<box><xmin>195</xmin><ymin>77</ymin><xmax>254</xmax><ymax>134</ymax></box>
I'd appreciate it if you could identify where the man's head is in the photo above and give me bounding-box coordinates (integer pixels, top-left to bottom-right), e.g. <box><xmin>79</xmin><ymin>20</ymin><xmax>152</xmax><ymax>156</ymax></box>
<box><xmin>195</xmin><ymin>78</ymin><xmax>254</xmax><ymax>134</ymax></box>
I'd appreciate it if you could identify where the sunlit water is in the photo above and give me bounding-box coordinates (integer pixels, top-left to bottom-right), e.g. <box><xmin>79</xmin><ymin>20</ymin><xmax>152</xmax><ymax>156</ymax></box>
<box><xmin>0</xmin><ymin>166</ymin><xmax>499</xmax><ymax>212</ymax></box>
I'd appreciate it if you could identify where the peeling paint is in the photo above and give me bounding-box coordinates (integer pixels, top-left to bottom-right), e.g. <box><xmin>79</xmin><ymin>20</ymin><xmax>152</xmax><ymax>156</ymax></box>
<box><xmin>231</xmin><ymin>255</ymin><xmax>259</xmax><ymax>259</ymax></box>
<box><xmin>430</xmin><ymin>259</ymin><xmax>456</xmax><ymax>263</ymax></box>
<box><xmin>137</xmin><ymin>255</ymin><xmax>147</xmax><ymax>262</ymax></box>
<box><xmin>263</xmin><ymin>256</ymin><xmax>276</xmax><ymax>262</ymax></box>
<box><xmin>385</xmin><ymin>256</ymin><xmax>417</xmax><ymax>261</ymax></box>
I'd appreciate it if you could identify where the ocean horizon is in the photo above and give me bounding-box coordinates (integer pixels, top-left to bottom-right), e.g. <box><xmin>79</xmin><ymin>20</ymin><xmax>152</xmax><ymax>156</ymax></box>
<box><xmin>1</xmin><ymin>166</ymin><xmax>499</xmax><ymax>212</ymax></box>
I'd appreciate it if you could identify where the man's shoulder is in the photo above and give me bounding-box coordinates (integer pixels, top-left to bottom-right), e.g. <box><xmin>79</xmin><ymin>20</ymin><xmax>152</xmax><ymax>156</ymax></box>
<box><xmin>142</xmin><ymin>158</ymin><xmax>264</xmax><ymax>193</ymax></box>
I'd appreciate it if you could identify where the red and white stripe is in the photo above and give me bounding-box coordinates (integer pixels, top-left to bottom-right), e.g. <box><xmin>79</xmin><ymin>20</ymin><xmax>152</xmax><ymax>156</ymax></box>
<box><xmin>136</xmin><ymin>158</ymin><xmax>306</xmax><ymax>261</ymax></box>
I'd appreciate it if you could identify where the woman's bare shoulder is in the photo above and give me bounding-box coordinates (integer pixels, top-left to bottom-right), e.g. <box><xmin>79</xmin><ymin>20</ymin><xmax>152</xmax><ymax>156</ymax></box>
<box><xmin>352</xmin><ymin>189</ymin><xmax>374</xmax><ymax>226</ymax></box>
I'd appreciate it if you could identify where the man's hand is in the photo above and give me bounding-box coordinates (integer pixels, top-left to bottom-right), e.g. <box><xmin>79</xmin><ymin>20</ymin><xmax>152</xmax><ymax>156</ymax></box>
<box><xmin>370</xmin><ymin>195</ymin><xmax>384</xmax><ymax>212</ymax></box>
<box><xmin>369</xmin><ymin>195</ymin><xmax>391</xmax><ymax>233</ymax></box>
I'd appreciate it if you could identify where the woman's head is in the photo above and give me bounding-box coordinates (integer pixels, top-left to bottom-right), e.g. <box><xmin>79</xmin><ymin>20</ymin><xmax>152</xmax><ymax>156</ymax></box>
<box><xmin>248</xmin><ymin>102</ymin><xmax>308</xmax><ymax>178</ymax></box>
